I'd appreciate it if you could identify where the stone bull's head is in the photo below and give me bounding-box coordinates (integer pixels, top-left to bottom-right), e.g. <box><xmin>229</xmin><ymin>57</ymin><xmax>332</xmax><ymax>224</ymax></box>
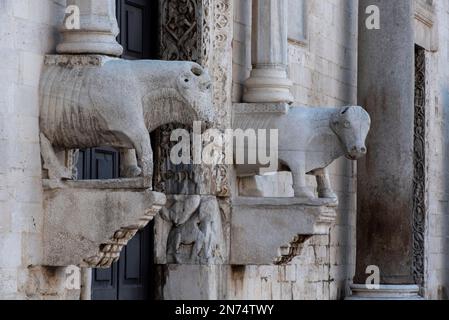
<box><xmin>176</xmin><ymin>62</ymin><xmax>215</xmax><ymax>125</ymax></box>
<box><xmin>331</xmin><ymin>106</ymin><xmax>371</xmax><ymax>160</ymax></box>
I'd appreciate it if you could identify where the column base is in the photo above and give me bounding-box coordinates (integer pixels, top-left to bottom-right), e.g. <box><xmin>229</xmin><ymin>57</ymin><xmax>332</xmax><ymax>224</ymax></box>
<box><xmin>243</xmin><ymin>68</ymin><xmax>294</xmax><ymax>104</ymax></box>
<box><xmin>57</xmin><ymin>31</ymin><xmax>123</xmax><ymax>57</ymax></box>
<box><xmin>346</xmin><ymin>284</ymin><xmax>423</xmax><ymax>300</ymax></box>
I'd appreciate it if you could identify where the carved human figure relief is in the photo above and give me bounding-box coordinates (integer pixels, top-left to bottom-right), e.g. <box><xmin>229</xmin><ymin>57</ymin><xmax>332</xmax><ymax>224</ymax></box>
<box><xmin>160</xmin><ymin>195</ymin><xmax>224</xmax><ymax>264</ymax></box>
<box><xmin>233</xmin><ymin>106</ymin><xmax>371</xmax><ymax>203</ymax></box>
<box><xmin>39</xmin><ymin>55</ymin><xmax>214</xmax><ymax>181</ymax></box>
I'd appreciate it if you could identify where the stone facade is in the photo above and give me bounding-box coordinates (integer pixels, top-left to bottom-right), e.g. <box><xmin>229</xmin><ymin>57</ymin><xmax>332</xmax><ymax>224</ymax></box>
<box><xmin>1</xmin><ymin>0</ymin><xmax>449</xmax><ymax>301</ymax></box>
<box><xmin>0</xmin><ymin>0</ymin><xmax>71</xmax><ymax>300</ymax></box>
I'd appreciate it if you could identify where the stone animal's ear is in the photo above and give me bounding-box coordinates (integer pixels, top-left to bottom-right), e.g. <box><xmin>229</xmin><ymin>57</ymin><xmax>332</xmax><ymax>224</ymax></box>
<box><xmin>341</xmin><ymin>107</ymin><xmax>350</xmax><ymax>114</ymax></box>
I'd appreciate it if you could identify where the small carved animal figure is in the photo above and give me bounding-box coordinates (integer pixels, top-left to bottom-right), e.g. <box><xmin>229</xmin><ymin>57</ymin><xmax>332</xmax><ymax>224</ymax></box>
<box><xmin>39</xmin><ymin>57</ymin><xmax>214</xmax><ymax>180</ymax></box>
<box><xmin>233</xmin><ymin>106</ymin><xmax>371</xmax><ymax>201</ymax></box>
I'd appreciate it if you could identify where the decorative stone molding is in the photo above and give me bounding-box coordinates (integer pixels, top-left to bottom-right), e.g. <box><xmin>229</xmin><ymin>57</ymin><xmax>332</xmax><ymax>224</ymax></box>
<box><xmin>413</xmin><ymin>47</ymin><xmax>426</xmax><ymax>286</ymax></box>
<box><xmin>43</xmin><ymin>179</ymin><xmax>166</xmax><ymax>267</ymax></box>
<box><xmin>414</xmin><ymin>0</ymin><xmax>438</xmax><ymax>51</ymax></box>
<box><xmin>243</xmin><ymin>0</ymin><xmax>294</xmax><ymax>104</ymax></box>
<box><xmin>230</xmin><ymin>197</ymin><xmax>337</xmax><ymax>265</ymax></box>
<box><xmin>155</xmin><ymin>195</ymin><xmax>226</xmax><ymax>265</ymax></box>
<box><xmin>57</xmin><ymin>0</ymin><xmax>123</xmax><ymax>56</ymax></box>
<box><xmin>348</xmin><ymin>285</ymin><xmax>423</xmax><ymax>300</ymax></box>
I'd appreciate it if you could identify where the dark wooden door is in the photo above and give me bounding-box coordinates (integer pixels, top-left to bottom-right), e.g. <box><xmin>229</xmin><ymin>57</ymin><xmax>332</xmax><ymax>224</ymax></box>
<box><xmin>77</xmin><ymin>0</ymin><xmax>159</xmax><ymax>300</ymax></box>
<box><xmin>89</xmin><ymin>226</ymin><xmax>153</xmax><ymax>300</ymax></box>
<box><xmin>116</xmin><ymin>0</ymin><xmax>159</xmax><ymax>60</ymax></box>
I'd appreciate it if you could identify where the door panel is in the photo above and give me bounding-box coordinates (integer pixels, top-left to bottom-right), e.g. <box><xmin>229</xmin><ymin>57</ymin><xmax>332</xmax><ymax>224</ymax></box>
<box><xmin>116</xmin><ymin>0</ymin><xmax>158</xmax><ymax>60</ymax></box>
<box><xmin>118</xmin><ymin>225</ymin><xmax>153</xmax><ymax>300</ymax></box>
<box><xmin>91</xmin><ymin>263</ymin><xmax>119</xmax><ymax>300</ymax></box>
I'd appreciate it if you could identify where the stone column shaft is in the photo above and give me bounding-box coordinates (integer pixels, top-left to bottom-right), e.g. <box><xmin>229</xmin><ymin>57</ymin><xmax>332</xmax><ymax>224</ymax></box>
<box><xmin>57</xmin><ymin>0</ymin><xmax>123</xmax><ymax>56</ymax></box>
<box><xmin>355</xmin><ymin>0</ymin><xmax>415</xmax><ymax>285</ymax></box>
<box><xmin>243</xmin><ymin>0</ymin><xmax>293</xmax><ymax>103</ymax></box>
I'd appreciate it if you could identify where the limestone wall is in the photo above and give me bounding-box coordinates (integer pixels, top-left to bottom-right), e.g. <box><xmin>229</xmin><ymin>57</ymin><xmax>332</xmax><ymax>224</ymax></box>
<box><xmin>422</xmin><ymin>0</ymin><xmax>449</xmax><ymax>300</ymax></box>
<box><xmin>0</xmin><ymin>0</ymin><xmax>76</xmax><ymax>299</ymax></box>
<box><xmin>231</xmin><ymin>0</ymin><xmax>358</xmax><ymax>300</ymax></box>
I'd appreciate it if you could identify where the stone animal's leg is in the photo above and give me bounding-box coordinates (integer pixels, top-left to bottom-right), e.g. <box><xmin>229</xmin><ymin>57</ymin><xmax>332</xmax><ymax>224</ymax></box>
<box><xmin>127</xmin><ymin>125</ymin><xmax>154</xmax><ymax>177</ymax></box>
<box><xmin>203</xmin><ymin>224</ymin><xmax>213</xmax><ymax>260</ymax></box>
<box><xmin>174</xmin><ymin>229</ymin><xmax>182</xmax><ymax>254</ymax></box>
<box><xmin>120</xmin><ymin>149</ymin><xmax>141</xmax><ymax>178</ymax></box>
<box><xmin>282</xmin><ymin>152</ymin><xmax>315</xmax><ymax>199</ymax></box>
<box><xmin>70</xmin><ymin>149</ymin><xmax>80</xmax><ymax>180</ymax></box>
<box><xmin>40</xmin><ymin>133</ymin><xmax>72</xmax><ymax>180</ymax></box>
<box><xmin>291</xmin><ymin>169</ymin><xmax>315</xmax><ymax>199</ymax></box>
<box><xmin>192</xmin><ymin>230</ymin><xmax>205</xmax><ymax>259</ymax></box>
<box><xmin>313</xmin><ymin>168</ymin><xmax>337</xmax><ymax>199</ymax></box>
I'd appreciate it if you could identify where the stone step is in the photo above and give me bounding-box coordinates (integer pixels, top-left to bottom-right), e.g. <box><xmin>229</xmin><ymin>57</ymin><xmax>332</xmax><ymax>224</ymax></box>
<box><xmin>346</xmin><ymin>284</ymin><xmax>424</xmax><ymax>300</ymax></box>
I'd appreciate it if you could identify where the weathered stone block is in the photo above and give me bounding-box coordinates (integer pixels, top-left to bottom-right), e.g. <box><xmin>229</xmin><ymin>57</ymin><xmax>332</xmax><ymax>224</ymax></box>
<box><xmin>42</xmin><ymin>179</ymin><xmax>166</xmax><ymax>267</ymax></box>
<box><xmin>230</xmin><ymin>197</ymin><xmax>336</xmax><ymax>265</ymax></box>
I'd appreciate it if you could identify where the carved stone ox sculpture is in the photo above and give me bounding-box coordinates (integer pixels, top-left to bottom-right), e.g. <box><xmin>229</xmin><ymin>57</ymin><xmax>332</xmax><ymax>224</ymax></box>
<box><xmin>233</xmin><ymin>105</ymin><xmax>371</xmax><ymax>202</ymax></box>
<box><xmin>39</xmin><ymin>55</ymin><xmax>214</xmax><ymax>180</ymax></box>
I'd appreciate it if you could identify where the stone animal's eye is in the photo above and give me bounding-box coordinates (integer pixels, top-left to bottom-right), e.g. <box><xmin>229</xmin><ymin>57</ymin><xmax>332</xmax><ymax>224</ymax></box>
<box><xmin>184</xmin><ymin>78</ymin><xmax>189</xmax><ymax>83</ymax></box>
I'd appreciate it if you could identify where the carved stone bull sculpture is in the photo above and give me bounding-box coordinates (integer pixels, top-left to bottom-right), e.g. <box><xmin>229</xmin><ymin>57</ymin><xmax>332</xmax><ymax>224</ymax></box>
<box><xmin>39</xmin><ymin>56</ymin><xmax>214</xmax><ymax>180</ymax></box>
<box><xmin>233</xmin><ymin>106</ymin><xmax>371</xmax><ymax>201</ymax></box>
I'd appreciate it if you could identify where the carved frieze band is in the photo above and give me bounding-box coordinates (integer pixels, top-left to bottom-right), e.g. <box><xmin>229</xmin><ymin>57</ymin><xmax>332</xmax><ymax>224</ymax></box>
<box><xmin>413</xmin><ymin>46</ymin><xmax>426</xmax><ymax>286</ymax></box>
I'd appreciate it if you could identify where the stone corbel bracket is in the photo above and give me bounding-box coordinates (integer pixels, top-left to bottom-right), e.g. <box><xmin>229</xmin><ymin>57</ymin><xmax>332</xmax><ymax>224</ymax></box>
<box><xmin>230</xmin><ymin>197</ymin><xmax>336</xmax><ymax>265</ymax></box>
<box><xmin>42</xmin><ymin>179</ymin><xmax>166</xmax><ymax>268</ymax></box>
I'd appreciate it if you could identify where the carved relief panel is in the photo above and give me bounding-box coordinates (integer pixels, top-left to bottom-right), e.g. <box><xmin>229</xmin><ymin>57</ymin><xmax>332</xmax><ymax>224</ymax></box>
<box><xmin>155</xmin><ymin>0</ymin><xmax>233</xmax><ymax>196</ymax></box>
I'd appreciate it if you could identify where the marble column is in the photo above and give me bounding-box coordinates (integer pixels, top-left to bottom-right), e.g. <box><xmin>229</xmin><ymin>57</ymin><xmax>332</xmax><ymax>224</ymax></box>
<box><xmin>243</xmin><ymin>0</ymin><xmax>293</xmax><ymax>104</ymax></box>
<box><xmin>57</xmin><ymin>0</ymin><xmax>123</xmax><ymax>56</ymax></box>
<box><xmin>355</xmin><ymin>0</ymin><xmax>415</xmax><ymax>285</ymax></box>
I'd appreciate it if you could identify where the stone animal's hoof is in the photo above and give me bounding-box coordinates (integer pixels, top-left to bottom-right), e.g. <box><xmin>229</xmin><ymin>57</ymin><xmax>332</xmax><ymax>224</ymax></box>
<box><xmin>294</xmin><ymin>188</ymin><xmax>315</xmax><ymax>200</ymax></box>
<box><xmin>122</xmin><ymin>165</ymin><xmax>142</xmax><ymax>178</ymax></box>
<box><xmin>318</xmin><ymin>190</ymin><xmax>338</xmax><ymax>201</ymax></box>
